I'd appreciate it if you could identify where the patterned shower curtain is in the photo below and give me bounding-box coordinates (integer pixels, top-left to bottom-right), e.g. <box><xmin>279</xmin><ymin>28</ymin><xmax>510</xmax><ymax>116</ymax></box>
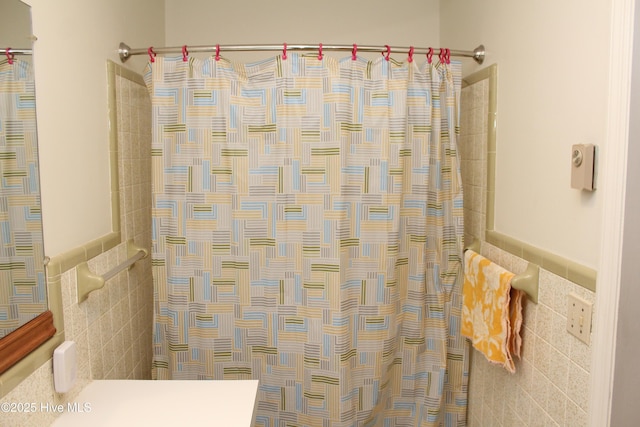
<box><xmin>145</xmin><ymin>52</ymin><xmax>467</xmax><ymax>426</ymax></box>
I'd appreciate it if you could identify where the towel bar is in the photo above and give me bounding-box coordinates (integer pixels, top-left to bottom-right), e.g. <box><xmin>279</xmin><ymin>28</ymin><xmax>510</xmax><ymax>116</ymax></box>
<box><xmin>464</xmin><ymin>239</ymin><xmax>480</xmax><ymax>254</ymax></box>
<box><xmin>76</xmin><ymin>240</ymin><xmax>148</xmax><ymax>303</ymax></box>
<box><xmin>464</xmin><ymin>239</ymin><xmax>539</xmax><ymax>304</ymax></box>
<box><xmin>511</xmin><ymin>262</ymin><xmax>539</xmax><ymax>304</ymax></box>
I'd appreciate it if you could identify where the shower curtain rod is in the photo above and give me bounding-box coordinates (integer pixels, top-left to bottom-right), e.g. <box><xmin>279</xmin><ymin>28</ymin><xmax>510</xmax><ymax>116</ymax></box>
<box><xmin>1</xmin><ymin>48</ymin><xmax>32</xmax><ymax>55</ymax></box>
<box><xmin>118</xmin><ymin>42</ymin><xmax>485</xmax><ymax>64</ymax></box>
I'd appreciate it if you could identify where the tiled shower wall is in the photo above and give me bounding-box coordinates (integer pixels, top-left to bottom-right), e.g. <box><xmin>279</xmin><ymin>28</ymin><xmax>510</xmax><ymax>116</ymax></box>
<box><xmin>459</xmin><ymin>76</ymin><xmax>595</xmax><ymax>426</ymax></box>
<box><xmin>460</xmin><ymin>78</ymin><xmax>488</xmax><ymax>249</ymax></box>
<box><xmin>67</xmin><ymin>64</ymin><xmax>154</xmax><ymax>382</ymax></box>
<box><xmin>0</xmin><ymin>63</ymin><xmax>152</xmax><ymax>427</ymax></box>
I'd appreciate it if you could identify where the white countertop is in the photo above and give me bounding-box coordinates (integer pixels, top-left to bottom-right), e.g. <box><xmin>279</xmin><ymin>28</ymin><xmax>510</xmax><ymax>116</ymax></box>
<box><xmin>51</xmin><ymin>380</ymin><xmax>259</xmax><ymax>427</ymax></box>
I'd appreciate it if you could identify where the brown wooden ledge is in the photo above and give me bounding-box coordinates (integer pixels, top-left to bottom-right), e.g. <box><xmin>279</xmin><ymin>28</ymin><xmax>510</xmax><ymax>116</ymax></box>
<box><xmin>0</xmin><ymin>311</ymin><xmax>56</xmax><ymax>374</ymax></box>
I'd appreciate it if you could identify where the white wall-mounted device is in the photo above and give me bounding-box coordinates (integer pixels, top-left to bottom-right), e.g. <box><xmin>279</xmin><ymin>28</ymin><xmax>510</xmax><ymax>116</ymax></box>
<box><xmin>53</xmin><ymin>340</ymin><xmax>77</xmax><ymax>393</ymax></box>
<box><xmin>571</xmin><ymin>144</ymin><xmax>596</xmax><ymax>191</ymax></box>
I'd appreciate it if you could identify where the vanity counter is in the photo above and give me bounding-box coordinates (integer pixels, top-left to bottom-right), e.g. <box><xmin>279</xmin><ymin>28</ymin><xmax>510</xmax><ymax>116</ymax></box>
<box><xmin>51</xmin><ymin>379</ymin><xmax>259</xmax><ymax>426</ymax></box>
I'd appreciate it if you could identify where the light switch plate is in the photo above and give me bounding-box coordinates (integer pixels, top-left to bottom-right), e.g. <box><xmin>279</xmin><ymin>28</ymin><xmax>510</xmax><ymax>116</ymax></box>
<box><xmin>567</xmin><ymin>293</ymin><xmax>593</xmax><ymax>344</ymax></box>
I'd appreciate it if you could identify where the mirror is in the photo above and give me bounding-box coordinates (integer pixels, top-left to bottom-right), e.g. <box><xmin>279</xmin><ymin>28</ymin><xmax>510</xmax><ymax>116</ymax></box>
<box><xmin>0</xmin><ymin>0</ymin><xmax>53</xmax><ymax>375</ymax></box>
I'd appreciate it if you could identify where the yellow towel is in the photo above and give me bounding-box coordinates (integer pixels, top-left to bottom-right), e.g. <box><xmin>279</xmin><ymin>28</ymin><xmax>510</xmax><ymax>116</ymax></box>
<box><xmin>461</xmin><ymin>249</ymin><xmax>524</xmax><ymax>373</ymax></box>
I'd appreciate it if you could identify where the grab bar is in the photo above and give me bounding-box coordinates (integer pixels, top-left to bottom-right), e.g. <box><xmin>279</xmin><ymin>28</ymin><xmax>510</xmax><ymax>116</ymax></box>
<box><xmin>464</xmin><ymin>239</ymin><xmax>539</xmax><ymax>304</ymax></box>
<box><xmin>76</xmin><ymin>240</ymin><xmax>149</xmax><ymax>303</ymax></box>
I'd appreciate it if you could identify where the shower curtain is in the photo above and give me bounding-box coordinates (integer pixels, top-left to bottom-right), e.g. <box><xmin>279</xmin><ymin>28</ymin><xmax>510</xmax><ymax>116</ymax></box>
<box><xmin>146</xmin><ymin>52</ymin><xmax>467</xmax><ymax>426</ymax></box>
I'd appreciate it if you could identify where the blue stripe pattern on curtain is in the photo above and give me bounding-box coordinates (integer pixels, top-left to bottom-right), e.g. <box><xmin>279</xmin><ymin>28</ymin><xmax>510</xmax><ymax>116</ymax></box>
<box><xmin>145</xmin><ymin>52</ymin><xmax>467</xmax><ymax>426</ymax></box>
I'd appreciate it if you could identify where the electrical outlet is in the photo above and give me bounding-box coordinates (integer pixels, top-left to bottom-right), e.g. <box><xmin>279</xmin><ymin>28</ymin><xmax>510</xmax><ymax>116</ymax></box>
<box><xmin>567</xmin><ymin>293</ymin><xmax>593</xmax><ymax>344</ymax></box>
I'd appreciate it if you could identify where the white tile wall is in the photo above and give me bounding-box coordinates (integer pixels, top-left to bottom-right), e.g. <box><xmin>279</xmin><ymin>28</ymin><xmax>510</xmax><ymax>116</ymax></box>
<box><xmin>467</xmin><ymin>243</ymin><xmax>594</xmax><ymax>427</ymax></box>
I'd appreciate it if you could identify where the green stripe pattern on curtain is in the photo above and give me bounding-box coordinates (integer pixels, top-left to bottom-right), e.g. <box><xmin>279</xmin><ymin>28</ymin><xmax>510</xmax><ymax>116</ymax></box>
<box><xmin>145</xmin><ymin>52</ymin><xmax>467</xmax><ymax>426</ymax></box>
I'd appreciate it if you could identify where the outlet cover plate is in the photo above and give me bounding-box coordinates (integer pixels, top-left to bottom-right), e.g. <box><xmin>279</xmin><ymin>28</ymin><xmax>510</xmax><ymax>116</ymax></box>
<box><xmin>567</xmin><ymin>293</ymin><xmax>593</xmax><ymax>344</ymax></box>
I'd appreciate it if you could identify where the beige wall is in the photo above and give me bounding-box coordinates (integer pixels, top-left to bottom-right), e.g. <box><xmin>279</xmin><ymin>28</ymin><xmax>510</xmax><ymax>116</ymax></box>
<box><xmin>440</xmin><ymin>0</ymin><xmax>611</xmax><ymax>268</ymax></box>
<box><xmin>164</xmin><ymin>0</ymin><xmax>440</xmax><ymax>62</ymax></box>
<box><xmin>27</xmin><ymin>0</ymin><xmax>164</xmax><ymax>257</ymax></box>
<box><xmin>460</xmin><ymin>79</ymin><xmax>594</xmax><ymax>425</ymax></box>
<box><xmin>0</xmin><ymin>62</ymin><xmax>154</xmax><ymax>426</ymax></box>
<box><xmin>0</xmin><ymin>2</ymin><xmax>160</xmax><ymax>424</ymax></box>
<box><xmin>1</xmin><ymin>0</ymin><xmax>32</xmax><ymax>48</ymax></box>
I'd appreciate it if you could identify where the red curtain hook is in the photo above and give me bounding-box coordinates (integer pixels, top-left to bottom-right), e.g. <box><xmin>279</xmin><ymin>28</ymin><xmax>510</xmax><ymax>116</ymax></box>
<box><xmin>439</xmin><ymin>48</ymin><xmax>445</xmax><ymax>64</ymax></box>
<box><xmin>427</xmin><ymin>47</ymin><xmax>433</xmax><ymax>64</ymax></box>
<box><xmin>215</xmin><ymin>44</ymin><xmax>220</xmax><ymax>61</ymax></box>
<box><xmin>352</xmin><ymin>43</ymin><xmax>357</xmax><ymax>61</ymax></box>
<box><xmin>446</xmin><ymin>48</ymin><xmax>451</xmax><ymax>64</ymax></box>
<box><xmin>282</xmin><ymin>43</ymin><xmax>287</xmax><ymax>60</ymax></box>
<box><xmin>408</xmin><ymin>46</ymin><xmax>414</xmax><ymax>63</ymax></box>
<box><xmin>147</xmin><ymin>46</ymin><xmax>156</xmax><ymax>63</ymax></box>
<box><xmin>5</xmin><ymin>47</ymin><xmax>14</xmax><ymax>65</ymax></box>
<box><xmin>182</xmin><ymin>45</ymin><xmax>189</xmax><ymax>62</ymax></box>
<box><xmin>318</xmin><ymin>43</ymin><xmax>323</xmax><ymax>61</ymax></box>
<box><xmin>440</xmin><ymin>48</ymin><xmax>450</xmax><ymax>64</ymax></box>
<box><xmin>383</xmin><ymin>44</ymin><xmax>391</xmax><ymax>61</ymax></box>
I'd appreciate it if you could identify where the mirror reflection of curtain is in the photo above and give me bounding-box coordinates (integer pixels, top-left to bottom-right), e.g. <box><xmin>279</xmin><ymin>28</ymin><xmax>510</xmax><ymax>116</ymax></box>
<box><xmin>0</xmin><ymin>58</ymin><xmax>46</xmax><ymax>339</ymax></box>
